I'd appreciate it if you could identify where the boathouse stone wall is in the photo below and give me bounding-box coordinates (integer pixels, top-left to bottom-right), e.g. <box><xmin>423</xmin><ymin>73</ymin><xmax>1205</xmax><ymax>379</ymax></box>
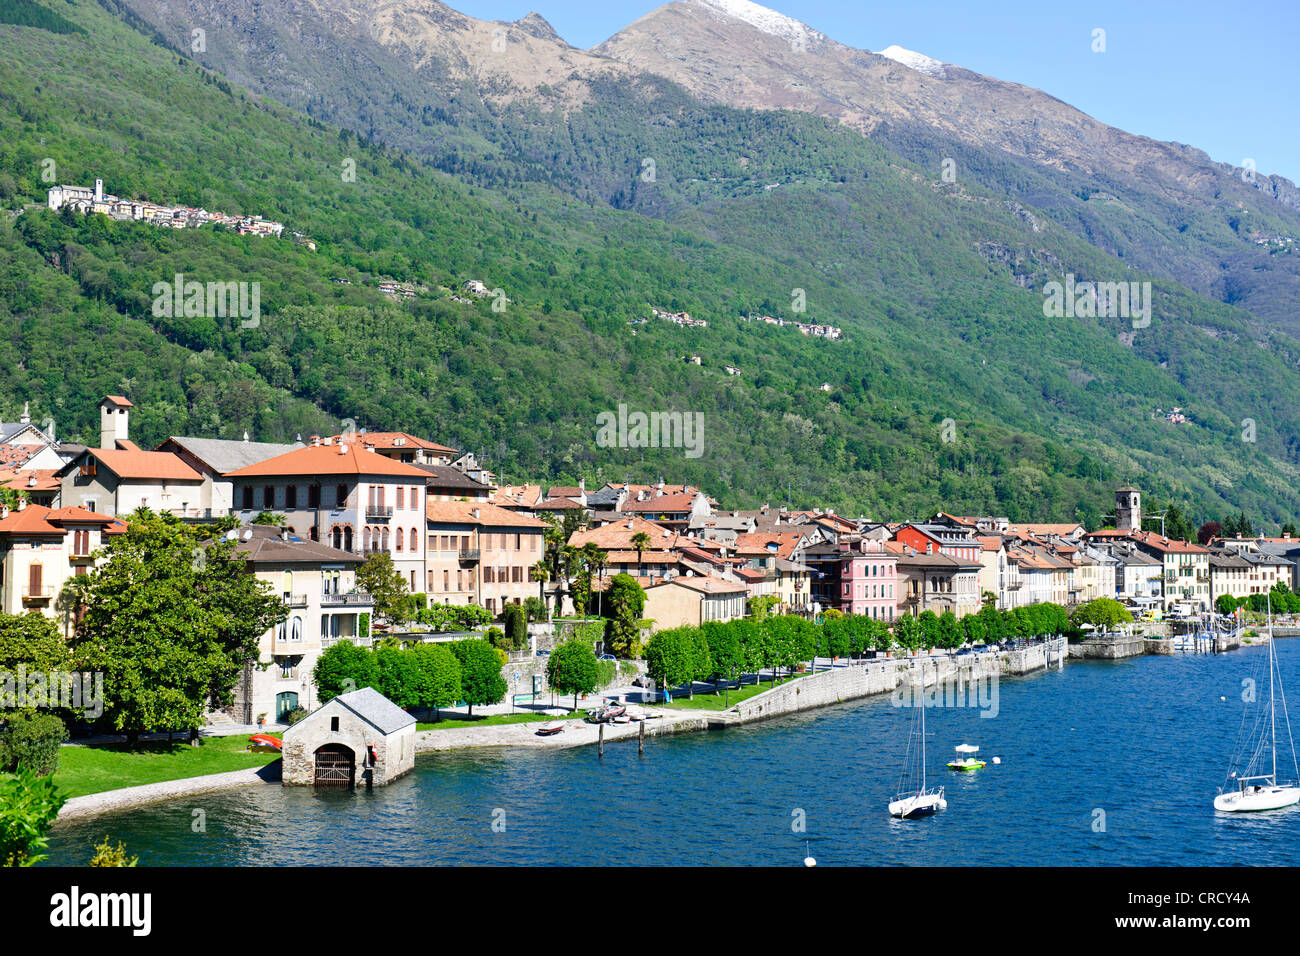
<box><xmin>282</xmin><ymin>693</ymin><xmax>416</xmax><ymax>787</ymax></box>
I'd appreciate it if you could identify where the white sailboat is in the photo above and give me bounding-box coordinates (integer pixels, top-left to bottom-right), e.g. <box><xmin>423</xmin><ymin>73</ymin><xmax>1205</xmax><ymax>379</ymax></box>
<box><xmin>889</xmin><ymin>663</ymin><xmax>947</xmax><ymax>818</ymax></box>
<box><xmin>1215</xmin><ymin>596</ymin><xmax>1300</xmax><ymax>813</ymax></box>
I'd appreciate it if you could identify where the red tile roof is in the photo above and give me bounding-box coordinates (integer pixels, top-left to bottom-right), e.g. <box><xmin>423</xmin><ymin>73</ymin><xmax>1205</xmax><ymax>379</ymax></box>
<box><xmin>225</xmin><ymin>442</ymin><xmax>430</xmax><ymax>478</ymax></box>
<box><xmin>425</xmin><ymin>500</ymin><xmax>547</xmax><ymax>528</ymax></box>
<box><xmin>67</xmin><ymin>448</ymin><xmax>204</xmax><ymax>481</ymax></box>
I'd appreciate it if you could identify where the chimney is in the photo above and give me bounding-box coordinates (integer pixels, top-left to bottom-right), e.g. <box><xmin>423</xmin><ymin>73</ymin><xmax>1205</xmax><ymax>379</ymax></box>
<box><xmin>16</xmin><ymin>497</ymin><xmax>26</xmax><ymax>511</ymax></box>
<box><xmin>472</xmin><ymin>508</ymin><xmax>481</xmax><ymax>520</ymax></box>
<box><xmin>99</xmin><ymin>396</ymin><xmax>130</xmax><ymax>450</ymax></box>
<box><xmin>0</xmin><ymin>504</ymin><xmax>6</xmax><ymax>519</ymax></box>
<box><xmin>309</xmin><ymin>435</ymin><xmax>321</xmax><ymax>446</ymax></box>
<box><xmin>19</xmin><ymin>402</ymin><xmax>29</xmax><ymax>425</ymax></box>
<box><xmin>337</xmin><ymin>443</ymin><xmax>347</xmax><ymax>455</ymax></box>
<box><xmin>656</xmin><ymin>477</ymin><xmax>664</xmax><ymax>497</ymax></box>
<box><xmin>243</xmin><ymin>431</ymin><xmax>250</xmax><ymax>443</ymax></box>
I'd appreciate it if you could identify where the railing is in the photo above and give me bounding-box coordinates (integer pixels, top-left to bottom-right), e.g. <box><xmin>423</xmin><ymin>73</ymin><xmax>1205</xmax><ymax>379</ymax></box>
<box><xmin>22</xmin><ymin>586</ymin><xmax>54</xmax><ymax>599</ymax></box>
<box><xmin>168</xmin><ymin>507</ymin><xmax>216</xmax><ymax>519</ymax></box>
<box><xmin>366</xmin><ymin>505</ymin><xmax>393</xmax><ymax>519</ymax></box>
<box><xmin>458</xmin><ymin>549</ymin><xmax>481</xmax><ymax>562</ymax></box>
<box><xmin>321</xmin><ymin>591</ymin><xmax>374</xmax><ymax>606</ymax></box>
<box><xmin>283</xmin><ymin>594</ymin><xmax>308</xmax><ymax>607</ymax></box>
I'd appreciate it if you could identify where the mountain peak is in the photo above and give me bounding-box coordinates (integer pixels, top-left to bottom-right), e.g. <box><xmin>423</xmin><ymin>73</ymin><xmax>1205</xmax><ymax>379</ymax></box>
<box><xmin>688</xmin><ymin>0</ymin><xmax>826</xmax><ymax>47</ymax></box>
<box><xmin>515</xmin><ymin>11</ymin><xmax>563</xmax><ymax>43</ymax></box>
<box><xmin>876</xmin><ymin>45</ymin><xmax>949</xmax><ymax>78</ymax></box>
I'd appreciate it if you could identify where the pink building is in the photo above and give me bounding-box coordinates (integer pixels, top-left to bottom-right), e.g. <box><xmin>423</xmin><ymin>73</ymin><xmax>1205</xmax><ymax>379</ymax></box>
<box><xmin>837</xmin><ymin>539</ymin><xmax>898</xmax><ymax>622</ymax></box>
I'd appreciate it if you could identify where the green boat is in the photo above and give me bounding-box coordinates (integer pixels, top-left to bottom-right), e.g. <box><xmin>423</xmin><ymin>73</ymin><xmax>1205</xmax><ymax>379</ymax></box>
<box><xmin>947</xmin><ymin>744</ymin><xmax>986</xmax><ymax>771</ymax></box>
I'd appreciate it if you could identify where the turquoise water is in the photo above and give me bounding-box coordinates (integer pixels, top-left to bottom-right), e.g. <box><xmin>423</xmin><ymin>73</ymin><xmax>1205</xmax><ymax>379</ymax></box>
<box><xmin>44</xmin><ymin>641</ymin><xmax>1300</xmax><ymax>866</ymax></box>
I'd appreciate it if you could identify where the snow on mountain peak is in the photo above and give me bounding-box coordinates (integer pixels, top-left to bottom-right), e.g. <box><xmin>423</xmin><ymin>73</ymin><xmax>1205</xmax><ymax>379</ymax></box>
<box><xmin>691</xmin><ymin>0</ymin><xmax>826</xmax><ymax>46</ymax></box>
<box><xmin>877</xmin><ymin>45</ymin><xmax>948</xmax><ymax>78</ymax></box>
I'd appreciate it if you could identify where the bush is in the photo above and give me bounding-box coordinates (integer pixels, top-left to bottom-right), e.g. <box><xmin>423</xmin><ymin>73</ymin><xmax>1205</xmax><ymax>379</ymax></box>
<box><xmin>504</xmin><ymin>604</ymin><xmax>528</xmax><ymax>651</ymax></box>
<box><xmin>89</xmin><ymin>838</ymin><xmax>138</xmax><ymax>867</ymax></box>
<box><xmin>283</xmin><ymin>707</ymin><xmax>309</xmax><ymax>726</ymax></box>
<box><xmin>595</xmin><ymin>658</ymin><xmax>617</xmax><ymax>689</ymax></box>
<box><xmin>0</xmin><ymin>711</ymin><xmax>66</xmax><ymax>777</ymax></box>
<box><xmin>523</xmin><ymin>597</ymin><xmax>547</xmax><ymax>622</ymax></box>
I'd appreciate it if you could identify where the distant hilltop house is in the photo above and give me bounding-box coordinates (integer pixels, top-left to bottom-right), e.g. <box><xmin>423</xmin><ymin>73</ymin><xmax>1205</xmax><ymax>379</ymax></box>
<box><xmin>47</xmin><ymin>178</ymin><xmax>285</xmax><ymax>238</ymax></box>
<box><xmin>1156</xmin><ymin>406</ymin><xmax>1188</xmax><ymax>424</ymax></box>
<box><xmin>740</xmin><ymin>313</ymin><xmax>842</xmax><ymax>340</ymax></box>
<box><xmin>652</xmin><ymin>307</ymin><xmax>707</xmax><ymax>328</ymax></box>
<box><xmin>724</xmin><ymin>365</ymin><xmax>742</xmax><ymax>376</ymax></box>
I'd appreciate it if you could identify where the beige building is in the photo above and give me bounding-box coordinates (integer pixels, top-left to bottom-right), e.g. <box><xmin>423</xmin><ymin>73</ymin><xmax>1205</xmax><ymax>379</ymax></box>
<box><xmin>223</xmin><ymin>525</ymin><xmax>372</xmax><ymax>724</ymax></box>
<box><xmin>0</xmin><ymin>503</ymin><xmax>122</xmax><ymax>634</ymax></box>
<box><xmin>424</xmin><ymin>500</ymin><xmax>547</xmax><ymax>614</ymax></box>
<box><xmin>643</xmin><ymin>575</ymin><xmax>748</xmax><ymax>630</ymax></box>
<box><xmin>281</xmin><ymin>687</ymin><xmax>415</xmax><ymax>788</ymax></box>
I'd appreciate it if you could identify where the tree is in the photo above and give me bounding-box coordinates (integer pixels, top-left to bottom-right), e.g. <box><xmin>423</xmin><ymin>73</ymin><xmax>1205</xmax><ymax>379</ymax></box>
<box><xmin>605</xmin><ymin>573</ymin><xmax>646</xmax><ymax>658</ymax></box>
<box><xmin>451</xmin><ymin>639</ymin><xmax>506</xmax><ymax>716</ymax></box>
<box><xmin>0</xmin><ymin>768</ymin><xmax>66</xmax><ymax>866</ymax></box>
<box><xmin>547</xmin><ymin>638</ymin><xmax>599</xmax><ymax>711</ymax></box>
<box><xmin>630</xmin><ymin>531</ymin><xmax>651</xmax><ymax>574</ymax></box>
<box><xmin>375</xmin><ymin>646</ymin><xmax>424</xmax><ymax>710</ymax></box>
<box><xmin>1197</xmin><ymin>521</ymin><xmax>1222</xmax><ymax>545</ymax></box>
<box><xmin>356</xmin><ymin>551</ymin><xmax>410</xmax><ymax>625</ymax></box>
<box><xmin>408</xmin><ymin>642</ymin><xmax>462</xmax><ymax>720</ymax></box>
<box><xmin>1071</xmin><ymin>597</ymin><xmax>1133</xmax><ymax>630</ymax></box>
<box><xmin>1215</xmin><ymin>594</ymin><xmax>1242</xmax><ymax>616</ymax></box>
<box><xmin>937</xmin><ymin>610</ymin><xmax>963</xmax><ymax>649</ymax></box>
<box><xmin>0</xmin><ymin>612</ymin><xmax>71</xmax><ymax>673</ymax></box>
<box><xmin>503</xmin><ymin>604</ymin><xmax>528</xmax><ymax>651</ymax></box>
<box><xmin>645</xmin><ymin>627</ymin><xmax>696</xmax><ymax>696</ymax></box>
<box><xmin>917</xmin><ymin>610</ymin><xmax>941</xmax><ymax>650</ymax></box>
<box><xmin>69</xmin><ymin>509</ymin><xmax>284</xmax><ymax>741</ymax></box>
<box><xmin>251</xmin><ymin>511</ymin><xmax>285</xmax><ymax>525</ymax></box>
<box><xmin>702</xmin><ymin>621</ymin><xmax>742</xmax><ymax>703</ymax></box>
<box><xmin>1161</xmin><ymin>503</ymin><xmax>1196</xmax><ymax>543</ymax></box>
<box><xmin>529</xmin><ymin>561</ymin><xmax>550</xmax><ymax>620</ymax></box>
<box><xmin>894</xmin><ymin>615</ymin><xmax>922</xmax><ymax>653</ymax></box>
<box><xmin>314</xmin><ymin>640</ymin><xmax>378</xmax><ymax>702</ymax></box>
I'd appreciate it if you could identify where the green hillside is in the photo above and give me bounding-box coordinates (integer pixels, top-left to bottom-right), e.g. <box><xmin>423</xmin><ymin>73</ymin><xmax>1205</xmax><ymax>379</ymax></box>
<box><xmin>1</xmin><ymin>0</ymin><xmax>1298</xmax><ymax>528</ymax></box>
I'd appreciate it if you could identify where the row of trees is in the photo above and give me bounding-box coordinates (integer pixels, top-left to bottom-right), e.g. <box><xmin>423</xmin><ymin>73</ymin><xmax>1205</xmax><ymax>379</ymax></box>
<box><xmin>313</xmin><ymin>637</ymin><xmax>508</xmax><ymax>718</ymax></box>
<box><xmin>1216</xmin><ymin>582</ymin><xmax>1300</xmax><ymax>616</ymax></box>
<box><xmin>644</xmin><ymin>605</ymin><xmax>1073</xmax><ymax>701</ymax></box>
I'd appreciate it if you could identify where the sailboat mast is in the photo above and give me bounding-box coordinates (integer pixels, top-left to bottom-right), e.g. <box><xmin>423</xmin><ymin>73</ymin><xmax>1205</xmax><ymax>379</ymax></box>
<box><xmin>919</xmin><ymin>663</ymin><xmax>926</xmax><ymax>791</ymax></box>
<box><xmin>1270</xmin><ymin>594</ymin><xmax>1277</xmax><ymax>782</ymax></box>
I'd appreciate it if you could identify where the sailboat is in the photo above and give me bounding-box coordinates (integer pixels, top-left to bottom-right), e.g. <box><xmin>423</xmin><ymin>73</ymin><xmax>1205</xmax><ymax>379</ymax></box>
<box><xmin>1215</xmin><ymin>595</ymin><xmax>1300</xmax><ymax>813</ymax></box>
<box><xmin>889</xmin><ymin>663</ymin><xmax>947</xmax><ymax>818</ymax></box>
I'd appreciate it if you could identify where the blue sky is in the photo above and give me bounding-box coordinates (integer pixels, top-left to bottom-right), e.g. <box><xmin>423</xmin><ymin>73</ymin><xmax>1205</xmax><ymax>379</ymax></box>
<box><xmin>453</xmin><ymin>0</ymin><xmax>1298</xmax><ymax>183</ymax></box>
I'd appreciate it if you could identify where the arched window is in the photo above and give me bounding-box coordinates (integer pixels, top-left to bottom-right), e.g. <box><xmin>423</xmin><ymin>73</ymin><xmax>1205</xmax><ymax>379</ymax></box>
<box><xmin>291</xmin><ymin>616</ymin><xmax>302</xmax><ymax>642</ymax></box>
<box><xmin>411</xmin><ymin>527</ymin><xmax>419</xmax><ymax>552</ymax></box>
<box><xmin>363</xmin><ymin>527</ymin><xmax>371</xmax><ymax>552</ymax></box>
<box><xmin>381</xmin><ymin>529</ymin><xmax>389</xmax><ymax>551</ymax></box>
<box><xmin>331</xmin><ymin>527</ymin><xmax>341</xmax><ymax>550</ymax></box>
<box><xmin>343</xmin><ymin>527</ymin><xmax>353</xmax><ymax>552</ymax></box>
<box><xmin>396</xmin><ymin>528</ymin><xmax>404</xmax><ymax>552</ymax></box>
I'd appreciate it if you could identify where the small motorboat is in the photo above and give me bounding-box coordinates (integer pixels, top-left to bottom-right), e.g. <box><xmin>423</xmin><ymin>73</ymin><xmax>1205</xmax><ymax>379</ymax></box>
<box><xmin>248</xmin><ymin>734</ymin><xmax>282</xmax><ymax>753</ymax></box>
<box><xmin>535</xmin><ymin>721</ymin><xmax>566</xmax><ymax>737</ymax></box>
<box><xmin>947</xmin><ymin>744</ymin><xmax>986</xmax><ymax>772</ymax></box>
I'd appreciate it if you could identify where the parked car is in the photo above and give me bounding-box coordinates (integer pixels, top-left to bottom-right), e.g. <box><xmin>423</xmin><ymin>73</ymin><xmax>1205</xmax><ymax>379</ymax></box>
<box><xmin>598</xmin><ymin>653</ymin><xmax>616</xmax><ymax>661</ymax></box>
<box><xmin>631</xmin><ymin>674</ymin><xmax>654</xmax><ymax>687</ymax></box>
<box><xmin>536</xmin><ymin>649</ymin><xmax>551</xmax><ymax>657</ymax></box>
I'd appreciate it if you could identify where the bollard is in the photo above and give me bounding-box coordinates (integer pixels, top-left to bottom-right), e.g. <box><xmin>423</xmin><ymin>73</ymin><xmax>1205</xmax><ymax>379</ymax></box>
<box><xmin>639</xmin><ymin>717</ymin><xmax>645</xmax><ymax>756</ymax></box>
<box><xmin>598</xmin><ymin>721</ymin><xmax>604</xmax><ymax>758</ymax></box>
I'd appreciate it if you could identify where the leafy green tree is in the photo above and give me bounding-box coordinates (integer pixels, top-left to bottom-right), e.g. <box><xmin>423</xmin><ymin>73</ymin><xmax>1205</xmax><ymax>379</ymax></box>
<box><xmin>375</xmin><ymin>646</ymin><xmax>424</xmax><ymax>710</ymax></box>
<box><xmin>963</xmin><ymin>613</ymin><xmax>987</xmax><ymax>646</ymax></box>
<box><xmin>894</xmin><ymin>615</ymin><xmax>923</xmax><ymax>652</ymax></box>
<box><xmin>356</xmin><ymin>552</ymin><xmax>410</xmax><ymax>625</ymax></box>
<box><xmin>0</xmin><ymin>768</ymin><xmax>66</xmax><ymax>866</ymax></box>
<box><xmin>937</xmin><ymin>610</ymin><xmax>963</xmax><ymax>649</ymax></box>
<box><xmin>407</xmin><ymin>642</ymin><xmax>462</xmax><ymax>720</ymax></box>
<box><xmin>251</xmin><ymin>511</ymin><xmax>285</xmax><ymax>525</ymax></box>
<box><xmin>1215</xmin><ymin>594</ymin><xmax>1242</xmax><ymax>616</ymax></box>
<box><xmin>451</xmin><ymin>639</ymin><xmax>507</xmax><ymax>716</ymax></box>
<box><xmin>1071</xmin><ymin>598</ymin><xmax>1133</xmax><ymax>630</ymax></box>
<box><xmin>645</xmin><ymin>627</ymin><xmax>697</xmax><ymax>696</ymax></box>
<box><xmin>547</xmin><ymin>638</ymin><xmax>599</xmax><ymax>711</ymax></box>
<box><xmin>503</xmin><ymin>604</ymin><xmax>528</xmax><ymax>652</ymax></box>
<box><xmin>702</xmin><ymin>621</ymin><xmax>742</xmax><ymax>703</ymax></box>
<box><xmin>69</xmin><ymin>509</ymin><xmax>284</xmax><ymax>741</ymax></box>
<box><xmin>630</xmin><ymin>531</ymin><xmax>651</xmax><ymax>574</ymax></box>
<box><xmin>0</xmin><ymin>612</ymin><xmax>71</xmax><ymax>673</ymax></box>
<box><xmin>529</xmin><ymin>561</ymin><xmax>550</xmax><ymax>620</ymax></box>
<box><xmin>917</xmin><ymin>610</ymin><xmax>941</xmax><ymax>650</ymax></box>
<box><xmin>605</xmin><ymin>573</ymin><xmax>646</xmax><ymax>658</ymax></box>
<box><xmin>313</xmin><ymin>640</ymin><xmax>378</xmax><ymax>702</ymax></box>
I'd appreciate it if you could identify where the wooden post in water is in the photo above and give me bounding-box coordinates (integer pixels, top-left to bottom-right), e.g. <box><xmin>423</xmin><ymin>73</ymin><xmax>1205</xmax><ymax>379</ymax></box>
<box><xmin>639</xmin><ymin>717</ymin><xmax>645</xmax><ymax>756</ymax></box>
<box><xmin>598</xmin><ymin>721</ymin><xmax>604</xmax><ymax>758</ymax></box>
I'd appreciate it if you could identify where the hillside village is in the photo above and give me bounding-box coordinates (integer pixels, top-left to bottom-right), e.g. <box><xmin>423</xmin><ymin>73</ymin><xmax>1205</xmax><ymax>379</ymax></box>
<box><xmin>46</xmin><ymin>178</ymin><xmax>287</xmax><ymax>239</ymax></box>
<box><xmin>2</xmin><ymin>395</ymin><xmax>1297</xmax><ymax>727</ymax></box>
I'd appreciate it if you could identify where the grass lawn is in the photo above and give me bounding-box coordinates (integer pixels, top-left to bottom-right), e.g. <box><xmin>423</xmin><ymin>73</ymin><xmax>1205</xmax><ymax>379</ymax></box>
<box><xmin>416</xmin><ymin>711</ymin><xmax>587</xmax><ymax>731</ymax></box>
<box><xmin>661</xmin><ymin>674</ymin><xmax>807</xmax><ymax>710</ymax></box>
<box><xmin>51</xmin><ymin>735</ymin><xmax>281</xmax><ymax>799</ymax></box>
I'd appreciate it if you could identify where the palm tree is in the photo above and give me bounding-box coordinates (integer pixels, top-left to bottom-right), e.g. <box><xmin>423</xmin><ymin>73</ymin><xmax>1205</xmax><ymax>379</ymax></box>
<box><xmin>581</xmin><ymin>543</ymin><xmax>608</xmax><ymax>617</ymax></box>
<box><xmin>529</xmin><ymin>560</ymin><xmax>550</xmax><ymax>621</ymax></box>
<box><xmin>630</xmin><ymin>531</ymin><xmax>651</xmax><ymax>575</ymax></box>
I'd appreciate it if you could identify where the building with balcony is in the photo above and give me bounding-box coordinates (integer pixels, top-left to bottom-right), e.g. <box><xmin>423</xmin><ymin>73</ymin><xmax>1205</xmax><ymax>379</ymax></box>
<box><xmin>0</xmin><ymin>502</ymin><xmax>122</xmax><ymax>633</ymax></box>
<box><xmin>222</xmin><ymin>524</ymin><xmax>370</xmax><ymax>724</ymax></box>
<box><xmin>424</xmin><ymin>500</ymin><xmax>548</xmax><ymax>615</ymax></box>
<box><xmin>225</xmin><ymin>438</ymin><xmax>430</xmax><ymax>593</ymax></box>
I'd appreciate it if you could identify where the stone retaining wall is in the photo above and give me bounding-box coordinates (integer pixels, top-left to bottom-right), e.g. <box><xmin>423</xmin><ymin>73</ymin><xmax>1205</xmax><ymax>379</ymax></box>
<box><xmin>56</xmin><ymin>761</ymin><xmax>282</xmax><ymax>822</ymax></box>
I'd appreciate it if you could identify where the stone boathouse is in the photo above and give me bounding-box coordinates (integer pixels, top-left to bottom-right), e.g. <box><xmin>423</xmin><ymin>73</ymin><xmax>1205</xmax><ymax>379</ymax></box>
<box><xmin>281</xmin><ymin>687</ymin><xmax>416</xmax><ymax>788</ymax></box>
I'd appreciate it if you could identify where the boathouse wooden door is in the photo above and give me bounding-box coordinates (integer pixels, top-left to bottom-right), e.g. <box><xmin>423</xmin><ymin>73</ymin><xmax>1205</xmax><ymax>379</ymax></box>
<box><xmin>313</xmin><ymin>744</ymin><xmax>355</xmax><ymax>788</ymax></box>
